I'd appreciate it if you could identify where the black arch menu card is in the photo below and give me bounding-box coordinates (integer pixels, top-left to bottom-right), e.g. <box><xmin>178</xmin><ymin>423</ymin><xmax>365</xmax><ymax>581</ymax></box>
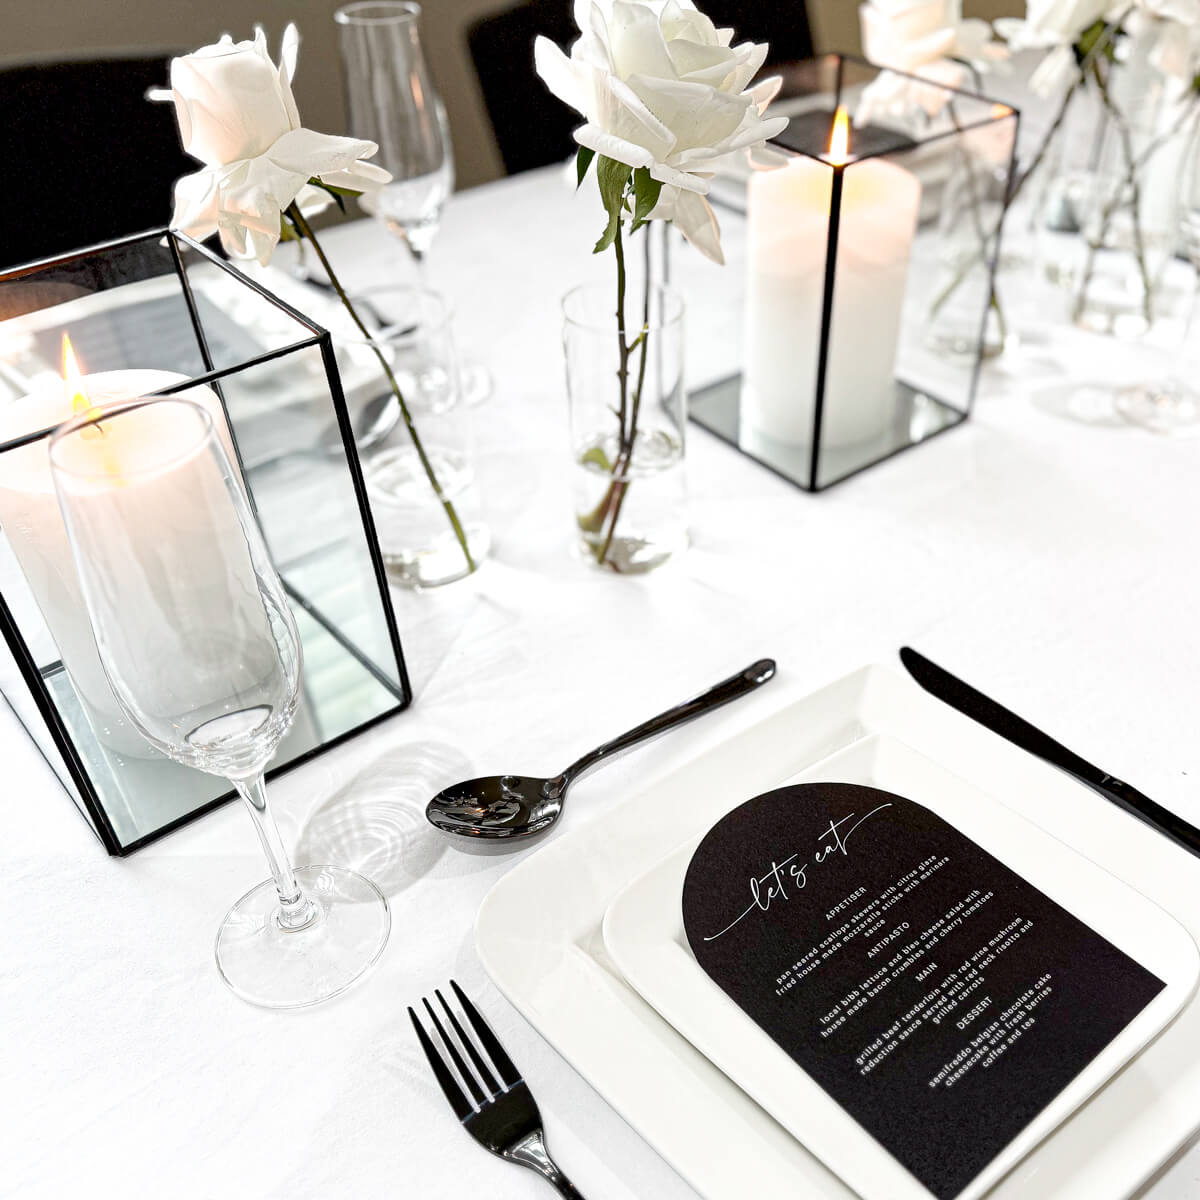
<box><xmin>682</xmin><ymin>784</ymin><xmax>1166</xmax><ymax>1199</ymax></box>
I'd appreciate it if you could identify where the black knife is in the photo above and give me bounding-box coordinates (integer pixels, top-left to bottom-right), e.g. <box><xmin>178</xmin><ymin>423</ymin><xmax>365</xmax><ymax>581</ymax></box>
<box><xmin>899</xmin><ymin>646</ymin><xmax>1200</xmax><ymax>858</ymax></box>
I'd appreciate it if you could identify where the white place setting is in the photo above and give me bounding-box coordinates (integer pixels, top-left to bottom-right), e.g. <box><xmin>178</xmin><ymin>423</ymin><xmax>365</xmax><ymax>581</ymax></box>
<box><xmin>4</xmin><ymin>2</ymin><xmax>1200</xmax><ymax>1198</ymax></box>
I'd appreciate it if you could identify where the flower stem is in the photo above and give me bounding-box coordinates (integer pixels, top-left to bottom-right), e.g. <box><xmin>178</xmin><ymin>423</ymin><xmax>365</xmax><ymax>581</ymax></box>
<box><xmin>1074</xmin><ymin>59</ymin><xmax>1154</xmax><ymax>325</ymax></box>
<box><xmin>285</xmin><ymin>204</ymin><xmax>476</xmax><ymax>576</ymax></box>
<box><xmin>596</xmin><ymin>225</ymin><xmax>652</xmax><ymax>569</ymax></box>
<box><xmin>928</xmin><ymin>77</ymin><xmax>1080</xmax><ymax>324</ymax></box>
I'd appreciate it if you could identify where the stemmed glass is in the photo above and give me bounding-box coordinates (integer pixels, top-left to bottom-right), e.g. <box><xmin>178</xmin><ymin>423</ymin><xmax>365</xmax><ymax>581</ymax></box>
<box><xmin>50</xmin><ymin>397</ymin><xmax>390</xmax><ymax>1009</ymax></box>
<box><xmin>335</xmin><ymin>0</ymin><xmax>492</xmax><ymax>404</ymax></box>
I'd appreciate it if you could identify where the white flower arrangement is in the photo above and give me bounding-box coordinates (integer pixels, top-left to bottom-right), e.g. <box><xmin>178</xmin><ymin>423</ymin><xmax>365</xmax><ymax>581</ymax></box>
<box><xmin>163</xmin><ymin>25</ymin><xmax>390</xmax><ymax>266</ymax></box>
<box><xmin>535</xmin><ymin>0</ymin><xmax>787</xmax><ymax>264</ymax></box>
<box><xmin>856</xmin><ymin>0</ymin><xmax>1008</xmax><ymax>126</ymax></box>
<box><xmin>158</xmin><ymin>24</ymin><xmax>477</xmax><ymax>576</ymax></box>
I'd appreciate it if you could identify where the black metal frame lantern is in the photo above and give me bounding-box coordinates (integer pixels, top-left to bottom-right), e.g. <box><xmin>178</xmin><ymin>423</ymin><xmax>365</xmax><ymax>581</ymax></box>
<box><xmin>0</xmin><ymin>229</ymin><xmax>411</xmax><ymax>855</ymax></box>
<box><xmin>691</xmin><ymin>54</ymin><xmax>1020</xmax><ymax>491</ymax></box>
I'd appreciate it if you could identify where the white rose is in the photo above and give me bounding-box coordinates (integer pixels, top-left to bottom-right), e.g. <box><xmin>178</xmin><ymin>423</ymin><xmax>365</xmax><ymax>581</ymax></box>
<box><xmin>164</xmin><ymin>25</ymin><xmax>390</xmax><ymax>265</ymax></box>
<box><xmin>995</xmin><ymin>0</ymin><xmax>1110</xmax><ymax>50</ymax></box>
<box><xmin>535</xmin><ymin>0</ymin><xmax>787</xmax><ymax>262</ymax></box>
<box><xmin>860</xmin><ymin>0</ymin><xmax>960</xmax><ymax>70</ymax></box>
<box><xmin>857</xmin><ymin>0</ymin><xmax>1007</xmax><ymax>125</ymax></box>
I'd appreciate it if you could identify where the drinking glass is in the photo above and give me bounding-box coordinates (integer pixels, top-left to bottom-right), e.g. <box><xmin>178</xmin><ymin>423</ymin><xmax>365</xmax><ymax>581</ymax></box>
<box><xmin>50</xmin><ymin>397</ymin><xmax>390</xmax><ymax>1008</ymax></box>
<box><xmin>335</xmin><ymin>0</ymin><xmax>492</xmax><ymax>404</ymax></box>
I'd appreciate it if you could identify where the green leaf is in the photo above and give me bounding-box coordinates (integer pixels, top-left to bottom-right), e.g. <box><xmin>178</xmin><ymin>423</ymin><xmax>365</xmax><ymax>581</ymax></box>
<box><xmin>306</xmin><ymin>177</ymin><xmax>366</xmax><ymax>214</ymax></box>
<box><xmin>278</xmin><ymin>217</ymin><xmax>300</xmax><ymax>242</ymax></box>
<box><xmin>580</xmin><ymin>444</ymin><xmax>613</xmax><ymax>472</ymax></box>
<box><xmin>576</xmin><ymin>146</ymin><xmax>596</xmax><ymax>189</ymax></box>
<box><xmin>1074</xmin><ymin>19</ymin><xmax>1117</xmax><ymax>65</ymax></box>
<box><xmin>593</xmin><ymin>155</ymin><xmax>633</xmax><ymax>253</ymax></box>
<box><xmin>597</xmin><ymin>155</ymin><xmax>632</xmax><ymax>215</ymax></box>
<box><xmin>307</xmin><ymin>177</ymin><xmax>363</xmax><ymax>199</ymax></box>
<box><xmin>629</xmin><ymin>166</ymin><xmax>663</xmax><ymax>232</ymax></box>
<box><xmin>593</xmin><ymin>207</ymin><xmax>622</xmax><ymax>254</ymax></box>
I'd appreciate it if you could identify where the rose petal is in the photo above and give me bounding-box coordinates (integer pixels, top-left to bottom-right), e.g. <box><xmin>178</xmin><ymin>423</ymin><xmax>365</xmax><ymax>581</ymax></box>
<box><xmin>748</xmin><ymin>75</ymin><xmax>783</xmax><ymax>113</ymax></box>
<box><xmin>626</xmin><ymin>74</ymin><xmax>747</xmax><ymax>151</ymax></box>
<box><xmin>574</xmin><ymin>123</ymin><xmax>656</xmax><ymax>168</ymax></box>
<box><xmin>599</xmin><ymin>72</ymin><xmax>677</xmax><ymax>159</ymax></box>
<box><xmin>267</xmin><ymin>127</ymin><xmax>387</xmax><ymax>177</ymax></box>
<box><xmin>171</xmin><ymin>168</ymin><xmax>222</xmax><ymax>239</ymax></box>
<box><xmin>672</xmin><ymin>187</ymin><xmax>724</xmax><ymax>263</ymax></box>
<box><xmin>648</xmin><ymin>159</ymin><xmax>709</xmax><ymax>192</ymax></box>
<box><xmin>535</xmin><ymin>37</ymin><xmax>587</xmax><ymax>114</ymax></box>
<box><xmin>609</xmin><ymin>0</ymin><xmax>677</xmax><ymax>80</ymax></box>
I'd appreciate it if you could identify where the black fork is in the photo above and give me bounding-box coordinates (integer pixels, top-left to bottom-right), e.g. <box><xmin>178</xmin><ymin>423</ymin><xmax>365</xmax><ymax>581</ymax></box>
<box><xmin>409</xmin><ymin>980</ymin><xmax>586</xmax><ymax>1198</ymax></box>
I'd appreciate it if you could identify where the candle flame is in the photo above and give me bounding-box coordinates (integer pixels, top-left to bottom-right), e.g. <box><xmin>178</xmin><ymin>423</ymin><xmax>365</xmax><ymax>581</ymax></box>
<box><xmin>60</xmin><ymin>332</ymin><xmax>106</xmax><ymax>443</ymax></box>
<box><xmin>827</xmin><ymin>105</ymin><xmax>850</xmax><ymax>165</ymax></box>
<box><xmin>61</xmin><ymin>334</ymin><xmax>95</xmax><ymax>418</ymax></box>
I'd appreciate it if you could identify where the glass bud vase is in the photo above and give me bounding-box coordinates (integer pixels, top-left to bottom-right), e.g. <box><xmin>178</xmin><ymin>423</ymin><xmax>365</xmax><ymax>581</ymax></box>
<box><xmin>332</xmin><ymin>285</ymin><xmax>489</xmax><ymax>588</ymax></box>
<box><xmin>563</xmin><ymin>283</ymin><xmax>687</xmax><ymax>574</ymax></box>
<box><xmin>1037</xmin><ymin>26</ymin><xmax>1198</xmax><ymax>337</ymax></box>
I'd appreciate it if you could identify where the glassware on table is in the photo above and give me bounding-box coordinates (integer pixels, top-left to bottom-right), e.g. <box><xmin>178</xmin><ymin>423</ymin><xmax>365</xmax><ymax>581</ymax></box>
<box><xmin>1035</xmin><ymin>35</ymin><xmax>1196</xmax><ymax>339</ymax></box>
<box><xmin>50</xmin><ymin>397</ymin><xmax>390</xmax><ymax>1009</ymax></box>
<box><xmin>1114</xmin><ymin>116</ymin><xmax>1200</xmax><ymax>435</ymax></box>
<box><xmin>333</xmin><ymin>285</ymin><xmax>489</xmax><ymax>588</ymax></box>
<box><xmin>334</xmin><ymin>0</ymin><xmax>492</xmax><ymax>406</ymax></box>
<box><xmin>563</xmin><ymin>283</ymin><xmax>688</xmax><ymax>575</ymax></box>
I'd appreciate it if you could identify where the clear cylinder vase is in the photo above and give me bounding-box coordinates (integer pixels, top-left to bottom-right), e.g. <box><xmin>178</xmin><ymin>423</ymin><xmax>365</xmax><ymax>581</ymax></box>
<box><xmin>1036</xmin><ymin>26</ymin><xmax>1198</xmax><ymax>338</ymax></box>
<box><xmin>332</xmin><ymin>285</ymin><xmax>489</xmax><ymax>588</ymax></box>
<box><xmin>563</xmin><ymin>282</ymin><xmax>687</xmax><ymax>575</ymax></box>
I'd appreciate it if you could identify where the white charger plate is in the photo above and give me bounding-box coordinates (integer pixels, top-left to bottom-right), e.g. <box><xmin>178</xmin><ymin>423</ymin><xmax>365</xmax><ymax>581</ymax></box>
<box><xmin>602</xmin><ymin>733</ymin><xmax>1199</xmax><ymax>1200</ymax></box>
<box><xmin>476</xmin><ymin>666</ymin><xmax>1200</xmax><ymax>1199</ymax></box>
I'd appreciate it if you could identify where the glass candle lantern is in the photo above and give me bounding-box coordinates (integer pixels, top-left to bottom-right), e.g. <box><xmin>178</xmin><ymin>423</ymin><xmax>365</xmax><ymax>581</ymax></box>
<box><xmin>691</xmin><ymin>54</ymin><xmax>1019</xmax><ymax>491</ymax></box>
<box><xmin>0</xmin><ymin>230</ymin><xmax>411</xmax><ymax>854</ymax></box>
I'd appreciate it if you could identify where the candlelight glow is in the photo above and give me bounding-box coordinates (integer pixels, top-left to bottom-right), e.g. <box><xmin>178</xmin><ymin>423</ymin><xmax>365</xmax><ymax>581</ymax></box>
<box><xmin>61</xmin><ymin>334</ymin><xmax>94</xmax><ymax>418</ymax></box>
<box><xmin>60</xmin><ymin>332</ymin><xmax>108</xmax><ymax>447</ymax></box>
<box><xmin>827</xmin><ymin>105</ymin><xmax>850</xmax><ymax>165</ymax></box>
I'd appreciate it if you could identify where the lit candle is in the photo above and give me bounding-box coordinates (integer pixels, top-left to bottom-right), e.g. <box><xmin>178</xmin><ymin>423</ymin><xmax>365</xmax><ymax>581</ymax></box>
<box><xmin>0</xmin><ymin>338</ymin><xmax>229</xmax><ymax>755</ymax></box>
<box><xmin>743</xmin><ymin>106</ymin><xmax>922</xmax><ymax>448</ymax></box>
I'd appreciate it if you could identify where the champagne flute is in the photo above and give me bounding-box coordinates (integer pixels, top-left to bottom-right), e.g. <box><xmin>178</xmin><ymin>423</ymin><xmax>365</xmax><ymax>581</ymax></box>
<box><xmin>50</xmin><ymin>396</ymin><xmax>390</xmax><ymax>1009</ymax></box>
<box><xmin>335</xmin><ymin>0</ymin><xmax>493</xmax><ymax>404</ymax></box>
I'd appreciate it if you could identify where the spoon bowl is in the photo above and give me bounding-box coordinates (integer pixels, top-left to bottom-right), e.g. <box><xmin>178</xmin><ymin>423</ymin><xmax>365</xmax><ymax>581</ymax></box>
<box><xmin>426</xmin><ymin>660</ymin><xmax>776</xmax><ymax>849</ymax></box>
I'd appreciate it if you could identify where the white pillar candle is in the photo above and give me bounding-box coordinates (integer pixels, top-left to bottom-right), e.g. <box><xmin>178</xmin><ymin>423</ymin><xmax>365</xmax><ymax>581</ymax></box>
<box><xmin>743</xmin><ymin>109</ymin><xmax>922</xmax><ymax>449</ymax></box>
<box><xmin>0</xmin><ymin>367</ymin><xmax>229</xmax><ymax>756</ymax></box>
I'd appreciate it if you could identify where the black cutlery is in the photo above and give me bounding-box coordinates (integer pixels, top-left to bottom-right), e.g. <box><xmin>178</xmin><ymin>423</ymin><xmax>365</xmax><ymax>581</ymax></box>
<box><xmin>410</xmin><ymin>981</ymin><xmax>586</xmax><ymax>1197</ymax></box>
<box><xmin>900</xmin><ymin>646</ymin><xmax>1200</xmax><ymax>858</ymax></box>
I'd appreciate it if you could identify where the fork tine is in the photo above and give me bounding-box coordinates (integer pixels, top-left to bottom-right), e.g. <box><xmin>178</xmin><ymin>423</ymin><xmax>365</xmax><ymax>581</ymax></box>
<box><xmin>409</xmin><ymin>1006</ymin><xmax>473</xmax><ymax>1121</ymax></box>
<box><xmin>450</xmin><ymin>979</ymin><xmax>523</xmax><ymax>1089</ymax></box>
<box><xmin>435</xmin><ymin>988</ymin><xmax>503</xmax><ymax>1096</ymax></box>
<box><xmin>423</xmin><ymin>997</ymin><xmax>490</xmax><ymax>1107</ymax></box>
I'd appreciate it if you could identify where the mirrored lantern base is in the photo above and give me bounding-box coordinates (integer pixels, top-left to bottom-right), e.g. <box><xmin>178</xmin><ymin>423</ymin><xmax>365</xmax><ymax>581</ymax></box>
<box><xmin>689</xmin><ymin>374</ymin><xmax>967</xmax><ymax>492</ymax></box>
<box><xmin>215</xmin><ymin>865</ymin><xmax>391</xmax><ymax>1009</ymax></box>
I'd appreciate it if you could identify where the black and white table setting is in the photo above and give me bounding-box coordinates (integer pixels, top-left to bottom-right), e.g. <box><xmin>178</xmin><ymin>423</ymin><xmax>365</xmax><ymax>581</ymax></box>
<box><xmin>5</xmin><ymin>2</ymin><xmax>1200</xmax><ymax>1198</ymax></box>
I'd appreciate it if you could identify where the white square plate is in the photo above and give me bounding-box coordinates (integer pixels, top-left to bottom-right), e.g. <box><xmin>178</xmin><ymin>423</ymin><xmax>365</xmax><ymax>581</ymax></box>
<box><xmin>602</xmin><ymin>733</ymin><xmax>1199</xmax><ymax>1200</ymax></box>
<box><xmin>476</xmin><ymin>666</ymin><xmax>1200</xmax><ymax>1198</ymax></box>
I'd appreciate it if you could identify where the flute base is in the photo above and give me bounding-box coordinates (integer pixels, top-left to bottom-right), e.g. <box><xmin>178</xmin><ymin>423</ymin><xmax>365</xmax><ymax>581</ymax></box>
<box><xmin>215</xmin><ymin>865</ymin><xmax>390</xmax><ymax>1009</ymax></box>
<box><xmin>1115</xmin><ymin>381</ymin><xmax>1200</xmax><ymax>436</ymax></box>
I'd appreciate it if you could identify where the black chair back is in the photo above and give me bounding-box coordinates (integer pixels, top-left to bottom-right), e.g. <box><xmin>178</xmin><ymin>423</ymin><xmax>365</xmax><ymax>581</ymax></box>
<box><xmin>0</xmin><ymin>54</ymin><xmax>194</xmax><ymax>269</ymax></box>
<box><xmin>468</xmin><ymin>0</ymin><xmax>813</xmax><ymax>176</ymax></box>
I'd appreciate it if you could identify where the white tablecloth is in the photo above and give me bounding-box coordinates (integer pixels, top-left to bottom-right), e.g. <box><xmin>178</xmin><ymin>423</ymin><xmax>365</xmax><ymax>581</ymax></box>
<box><xmin>5</xmin><ymin>167</ymin><xmax>1200</xmax><ymax>1199</ymax></box>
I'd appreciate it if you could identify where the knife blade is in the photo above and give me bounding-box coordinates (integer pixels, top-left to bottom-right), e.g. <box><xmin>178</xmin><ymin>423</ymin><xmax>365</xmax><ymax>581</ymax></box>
<box><xmin>899</xmin><ymin>646</ymin><xmax>1200</xmax><ymax>858</ymax></box>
